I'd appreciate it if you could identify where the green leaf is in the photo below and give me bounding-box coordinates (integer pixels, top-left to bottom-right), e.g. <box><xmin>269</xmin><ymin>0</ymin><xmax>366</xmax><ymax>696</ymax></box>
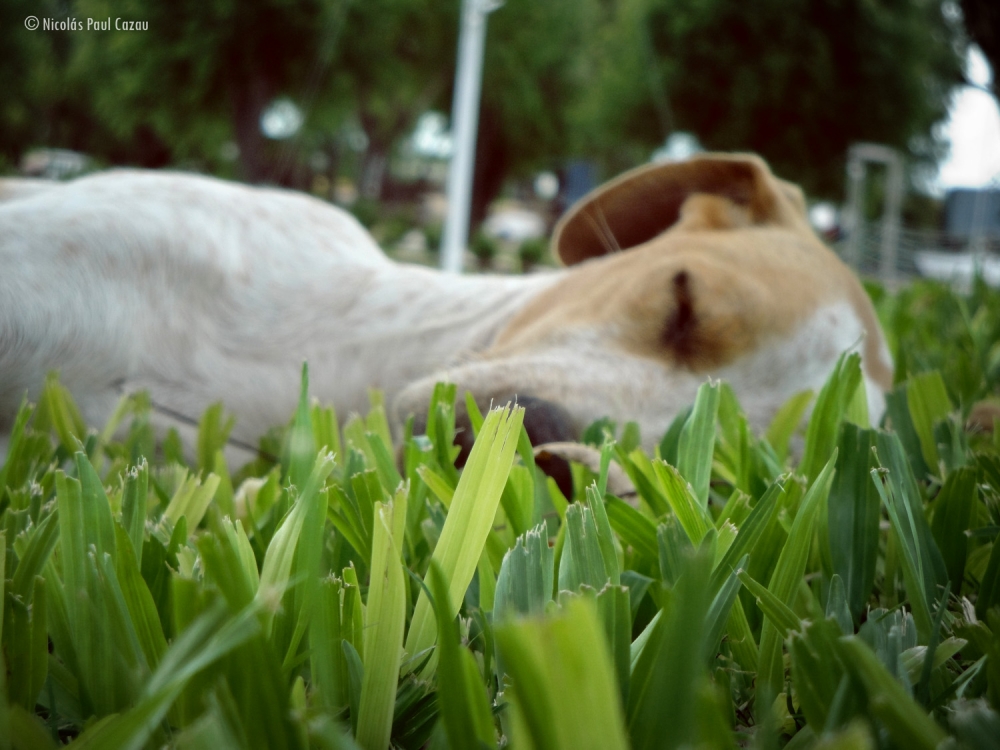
<box><xmin>283</xmin><ymin>363</ymin><xmax>317</xmax><ymax>490</ymax></box>
<box><xmin>11</xmin><ymin>509</ymin><xmax>59</xmax><ymax>601</ymax></box>
<box><xmin>905</xmin><ymin>371</ymin><xmax>952</xmax><ymax>473</ymax></box>
<box><xmin>800</xmin><ymin>353</ymin><xmax>861</xmax><ymax>483</ymax></box>
<box><xmin>405</xmin><ymin>404</ymin><xmax>524</xmax><ymax>672</ymax></box>
<box><xmin>703</xmin><ymin>556</ymin><xmax>745</xmax><ymax>663</ymax></box>
<box><xmin>162</xmin><ymin>471</ymin><xmax>221</xmax><ymax>534</ymax></box>
<box><xmin>789</xmin><ymin>618</ymin><xmax>848</xmax><ymax>731</ymax></box>
<box><xmin>677</xmin><ymin>380</ymin><xmax>720</xmax><ymax>508</ymax></box>
<box><xmin>113</xmin><ymin>524</ymin><xmax>168</xmax><ymax>673</ymax></box>
<box><xmin>737</xmin><ymin>570</ymin><xmax>801</xmax><ymax>637</ymax></box>
<box><xmin>758</xmin><ymin>452</ymin><xmax>837</xmax><ymax>694</ymax></box>
<box><xmin>627</xmin><ymin>540</ymin><xmax>713</xmax><ymax>750</ymax></box>
<box><xmin>828</xmin><ymin>424</ymin><xmax>880</xmax><ymax>621</ymax></box>
<box><xmin>872</xmin><ymin>432</ymin><xmax>948</xmax><ymax>640</ymax></box>
<box><xmin>256</xmin><ymin>450</ymin><xmax>336</xmax><ymax>637</ymax></box>
<box><xmin>651</xmin><ymin>459</ymin><xmax>713</xmax><ymax>543</ymax></box>
<box><xmin>930</xmin><ymin>466</ymin><xmax>978</xmax><ymax>594</ymax></box>
<box><xmin>766</xmin><ymin>390</ymin><xmax>814</xmax><ymax>463</ymax></box>
<box><xmin>605</xmin><ymin>495</ymin><xmax>658</xmax><ymax>564</ymax></box>
<box><xmin>835</xmin><ymin>636</ymin><xmax>947</xmax><ymax>750</ymax></box>
<box><xmin>495</xmin><ymin>596</ymin><xmax>629</xmax><ymax>750</ymax></box>
<box><xmin>584</xmin><ymin>483</ymin><xmax>620</xmax><ymax>585</ymax></box>
<box><xmin>709</xmin><ymin>479</ymin><xmax>785</xmax><ymax>593</ymax></box>
<box><xmin>196</xmin><ymin>402</ymin><xmax>235</xmax><ymax>475</ymax></box>
<box><xmin>427</xmin><ymin>562</ymin><xmax>496</xmax><ymax>750</ymax></box>
<box><xmin>309</xmin><ymin>577</ymin><xmax>346</xmax><ymax>711</ymax></box>
<box><xmin>120</xmin><ymin>460</ymin><xmax>148</xmax><ymax>569</ymax></box>
<box><xmin>558</xmin><ymin>502</ymin><xmax>610</xmax><ymax>593</ymax></box>
<box><xmin>977</xmin><ymin>539</ymin><xmax>1000</xmax><ymax>621</ymax></box>
<box><xmin>356</xmin><ymin>491</ymin><xmax>408</xmax><ymax>750</ymax></box>
<box><xmin>311</xmin><ymin>401</ymin><xmax>342</xmax><ymax>466</ymax></box>
<box><xmin>494</xmin><ymin>524</ymin><xmax>554</xmax><ymax>622</ymax></box>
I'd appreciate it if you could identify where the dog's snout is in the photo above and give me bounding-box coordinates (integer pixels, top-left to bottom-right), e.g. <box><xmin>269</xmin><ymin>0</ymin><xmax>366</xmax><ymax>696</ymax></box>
<box><xmin>409</xmin><ymin>392</ymin><xmax>577</xmax><ymax>494</ymax></box>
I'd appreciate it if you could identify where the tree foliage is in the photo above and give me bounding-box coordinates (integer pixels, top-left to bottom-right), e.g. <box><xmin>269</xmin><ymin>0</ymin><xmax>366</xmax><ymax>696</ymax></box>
<box><xmin>0</xmin><ymin>0</ymin><xmax>972</xmax><ymax>206</ymax></box>
<box><xmin>576</xmin><ymin>0</ymin><xmax>966</xmax><ymax>197</ymax></box>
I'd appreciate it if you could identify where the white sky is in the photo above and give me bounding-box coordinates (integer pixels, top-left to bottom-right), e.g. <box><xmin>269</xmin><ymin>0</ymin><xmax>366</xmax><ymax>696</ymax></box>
<box><xmin>935</xmin><ymin>46</ymin><xmax>1000</xmax><ymax>192</ymax></box>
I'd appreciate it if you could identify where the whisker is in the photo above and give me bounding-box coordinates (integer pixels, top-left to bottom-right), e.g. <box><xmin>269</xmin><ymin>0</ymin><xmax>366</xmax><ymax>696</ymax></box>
<box><xmin>595</xmin><ymin>205</ymin><xmax>622</xmax><ymax>253</ymax></box>
<box><xmin>582</xmin><ymin>206</ymin><xmax>622</xmax><ymax>255</ymax></box>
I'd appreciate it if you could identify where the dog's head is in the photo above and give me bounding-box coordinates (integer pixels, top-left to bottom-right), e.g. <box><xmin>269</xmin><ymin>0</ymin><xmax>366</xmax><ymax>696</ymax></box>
<box><xmin>396</xmin><ymin>153</ymin><xmax>892</xmax><ymax>449</ymax></box>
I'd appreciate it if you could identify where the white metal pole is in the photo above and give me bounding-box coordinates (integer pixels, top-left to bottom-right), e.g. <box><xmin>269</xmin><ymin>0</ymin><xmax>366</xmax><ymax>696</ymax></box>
<box><xmin>440</xmin><ymin>0</ymin><xmax>500</xmax><ymax>273</ymax></box>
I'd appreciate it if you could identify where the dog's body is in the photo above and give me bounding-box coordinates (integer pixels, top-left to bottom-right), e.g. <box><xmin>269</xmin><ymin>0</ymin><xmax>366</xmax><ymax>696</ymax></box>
<box><xmin>0</xmin><ymin>154</ymin><xmax>892</xmax><ymax>455</ymax></box>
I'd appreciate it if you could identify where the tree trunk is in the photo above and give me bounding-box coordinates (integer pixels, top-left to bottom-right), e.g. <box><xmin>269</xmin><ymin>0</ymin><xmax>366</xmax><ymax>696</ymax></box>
<box><xmin>231</xmin><ymin>76</ymin><xmax>274</xmax><ymax>183</ymax></box>
<box><xmin>360</xmin><ymin>147</ymin><xmax>388</xmax><ymax>201</ymax></box>
<box><xmin>470</xmin><ymin>103</ymin><xmax>509</xmax><ymax>233</ymax></box>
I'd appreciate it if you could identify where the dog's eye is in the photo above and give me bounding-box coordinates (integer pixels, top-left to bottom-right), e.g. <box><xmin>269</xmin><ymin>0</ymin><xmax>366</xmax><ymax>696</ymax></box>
<box><xmin>661</xmin><ymin>270</ymin><xmax>697</xmax><ymax>359</ymax></box>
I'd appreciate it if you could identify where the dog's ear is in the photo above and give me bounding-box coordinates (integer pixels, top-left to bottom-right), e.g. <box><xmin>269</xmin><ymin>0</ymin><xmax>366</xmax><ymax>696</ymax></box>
<box><xmin>552</xmin><ymin>153</ymin><xmax>813</xmax><ymax>266</ymax></box>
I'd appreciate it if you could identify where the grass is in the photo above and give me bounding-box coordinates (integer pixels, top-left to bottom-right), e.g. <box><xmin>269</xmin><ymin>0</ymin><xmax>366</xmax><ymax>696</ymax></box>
<box><xmin>2</xmin><ymin>277</ymin><xmax>1000</xmax><ymax>749</ymax></box>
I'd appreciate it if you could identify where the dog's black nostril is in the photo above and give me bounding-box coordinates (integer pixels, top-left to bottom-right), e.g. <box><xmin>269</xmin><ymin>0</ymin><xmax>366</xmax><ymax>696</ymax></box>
<box><xmin>533</xmin><ymin>450</ymin><xmax>574</xmax><ymax>502</ymax></box>
<box><xmin>492</xmin><ymin>394</ymin><xmax>577</xmax><ymax>499</ymax></box>
<box><xmin>410</xmin><ymin>393</ymin><xmax>577</xmax><ymax>498</ymax></box>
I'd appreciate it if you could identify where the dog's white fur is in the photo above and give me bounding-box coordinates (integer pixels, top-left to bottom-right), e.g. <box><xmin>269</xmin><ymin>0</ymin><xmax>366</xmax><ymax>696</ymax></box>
<box><xmin>0</xmin><ymin>154</ymin><xmax>892</xmax><ymax>456</ymax></box>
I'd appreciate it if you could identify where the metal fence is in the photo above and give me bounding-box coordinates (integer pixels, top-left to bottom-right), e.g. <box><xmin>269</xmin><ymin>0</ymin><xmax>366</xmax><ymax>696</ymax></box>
<box><xmin>833</xmin><ymin>222</ymin><xmax>1000</xmax><ymax>289</ymax></box>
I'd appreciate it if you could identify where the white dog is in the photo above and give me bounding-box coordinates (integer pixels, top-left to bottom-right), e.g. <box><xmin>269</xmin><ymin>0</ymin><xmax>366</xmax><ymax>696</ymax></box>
<box><xmin>0</xmin><ymin>154</ymin><xmax>892</xmax><ymax>456</ymax></box>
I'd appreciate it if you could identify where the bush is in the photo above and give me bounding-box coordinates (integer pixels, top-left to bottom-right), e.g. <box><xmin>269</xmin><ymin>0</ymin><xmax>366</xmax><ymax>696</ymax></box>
<box><xmin>471</xmin><ymin>232</ymin><xmax>498</xmax><ymax>269</ymax></box>
<box><xmin>518</xmin><ymin>237</ymin><xmax>547</xmax><ymax>271</ymax></box>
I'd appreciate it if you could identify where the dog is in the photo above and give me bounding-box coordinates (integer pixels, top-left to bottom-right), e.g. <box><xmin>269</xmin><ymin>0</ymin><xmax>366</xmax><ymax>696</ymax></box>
<box><xmin>0</xmin><ymin>153</ymin><xmax>892</xmax><ymax>461</ymax></box>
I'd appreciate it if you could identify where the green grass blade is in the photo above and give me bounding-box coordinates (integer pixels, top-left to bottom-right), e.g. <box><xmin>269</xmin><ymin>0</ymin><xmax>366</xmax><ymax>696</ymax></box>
<box><xmin>427</xmin><ymin>562</ymin><xmax>496</xmax><ymax>750</ymax></box>
<box><xmin>112</xmin><ymin>524</ymin><xmax>167</xmax><ymax>672</ymax></box>
<box><xmin>120</xmin><ymin>461</ymin><xmax>148</xmax><ymax>569</ymax></box>
<box><xmin>283</xmin><ymin>363</ymin><xmax>317</xmax><ymax>491</ymax></box>
<box><xmin>558</xmin><ymin>503</ymin><xmax>610</xmax><ymax>592</ymax></box>
<box><xmin>905</xmin><ymin>371</ymin><xmax>952</xmax><ymax>473</ymax></box>
<box><xmin>309</xmin><ymin>577</ymin><xmax>347</xmax><ymax>714</ymax></box>
<box><xmin>789</xmin><ymin>618</ymin><xmax>847</xmax><ymax>731</ymax></box>
<box><xmin>766</xmin><ymin>390</ymin><xmax>814</xmax><ymax>463</ymax></box>
<box><xmin>758</xmin><ymin>452</ymin><xmax>836</xmax><ymax>694</ymax></box>
<box><xmin>872</xmin><ymin>432</ymin><xmax>949</xmax><ymax>640</ymax></box>
<box><xmin>828</xmin><ymin>424</ymin><xmax>880</xmax><ymax>621</ymax></box>
<box><xmin>356</xmin><ymin>491</ymin><xmax>408</xmax><ymax>750</ymax></box>
<box><xmin>196</xmin><ymin>403</ymin><xmax>235</xmax><ymax>475</ymax></box>
<box><xmin>929</xmin><ymin>466</ymin><xmax>977</xmax><ymax>594</ymax></box>
<box><xmin>737</xmin><ymin>570</ymin><xmax>802</xmax><ymax>637</ymax></box>
<box><xmin>494</xmin><ymin>524</ymin><xmax>554</xmax><ymax>621</ymax></box>
<box><xmin>627</xmin><ymin>541</ymin><xmax>713</xmax><ymax>750</ymax></box>
<box><xmin>495</xmin><ymin>596</ymin><xmax>629</xmax><ymax>750</ymax></box>
<box><xmin>162</xmin><ymin>471</ymin><xmax>221</xmax><ymax>534</ymax></box>
<box><xmin>256</xmin><ymin>450</ymin><xmax>336</xmax><ymax>638</ymax></box>
<box><xmin>405</xmin><ymin>404</ymin><xmax>524</xmax><ymax>670</ymax></box>
<box><xmin>800</xmin><ymin>353</ymin><xmax>861</xmax><ymax>482</ymax></box>
<box><xmin>836</xmin><ymin>636</ymin><xmax>947</xmax><ymax>750</ymax></box>
<box><xmin>10</xmin><ymin>509</ymin><xmax>59</xmax><ymax>601</ymax></box>
<box><xmin>677</xmin><ymin>381</ymin><xmax>720</xmax><ymax>508</ymax></box>
<box><xmin>605</xmin><ymin>496</ymin><xmax>658</xmax><ymax>564</ymax></box>
<box><xmin>651</xmin><ymin>459</ymin><xmax>713</xmax><ymax>543</ymax></box>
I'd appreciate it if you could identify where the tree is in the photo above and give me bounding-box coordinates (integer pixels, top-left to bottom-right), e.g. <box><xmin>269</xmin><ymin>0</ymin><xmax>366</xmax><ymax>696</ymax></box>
<box><xmin>326</xmin><ymin>0</ymin><xmax>459</xmax><ymax>198</ymax></box>
<box><xmin>70</xmin><ymin>0</ymin><xmax>348</xmax><ymax>181</ymax></box>
<box><xmin>0</xmin><ymin>0</ymin><xmax>72</xmax><ymax>170</ymax></box>
<box><xmin>961</xmin><ymin>0</ymin><xmax>999</xmax><ymax>97</ymax></box>
<box><xmin>575</xmin><ymin>0</ymin><xmax>966</xmax><ymax>197</ymax></box>
<box><xmin>468</xmin><ymin>0</ymin><xmax>598</xmax><ymax>224</ymax></box>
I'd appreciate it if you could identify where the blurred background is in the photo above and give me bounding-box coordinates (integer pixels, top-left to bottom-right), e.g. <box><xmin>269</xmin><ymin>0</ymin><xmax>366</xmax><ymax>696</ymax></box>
<box><xmin>2</xmin><ymin>0</ymin><xmax>998</xmax><ymax>278</ymax></box>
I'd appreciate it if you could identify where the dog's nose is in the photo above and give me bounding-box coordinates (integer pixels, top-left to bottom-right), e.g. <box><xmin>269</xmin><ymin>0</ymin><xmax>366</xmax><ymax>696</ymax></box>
<box><xmin>411</xmin><ymin>394</ymin><xmax>577</xmax><ymax>498</ymax></box>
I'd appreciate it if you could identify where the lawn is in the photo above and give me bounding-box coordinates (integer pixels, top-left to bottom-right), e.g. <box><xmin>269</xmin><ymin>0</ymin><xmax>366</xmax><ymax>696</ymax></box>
<box><xmin>2</xmin><ymin>277</ymin><xmax>1000</xmax><ymax>749</ymax></box>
